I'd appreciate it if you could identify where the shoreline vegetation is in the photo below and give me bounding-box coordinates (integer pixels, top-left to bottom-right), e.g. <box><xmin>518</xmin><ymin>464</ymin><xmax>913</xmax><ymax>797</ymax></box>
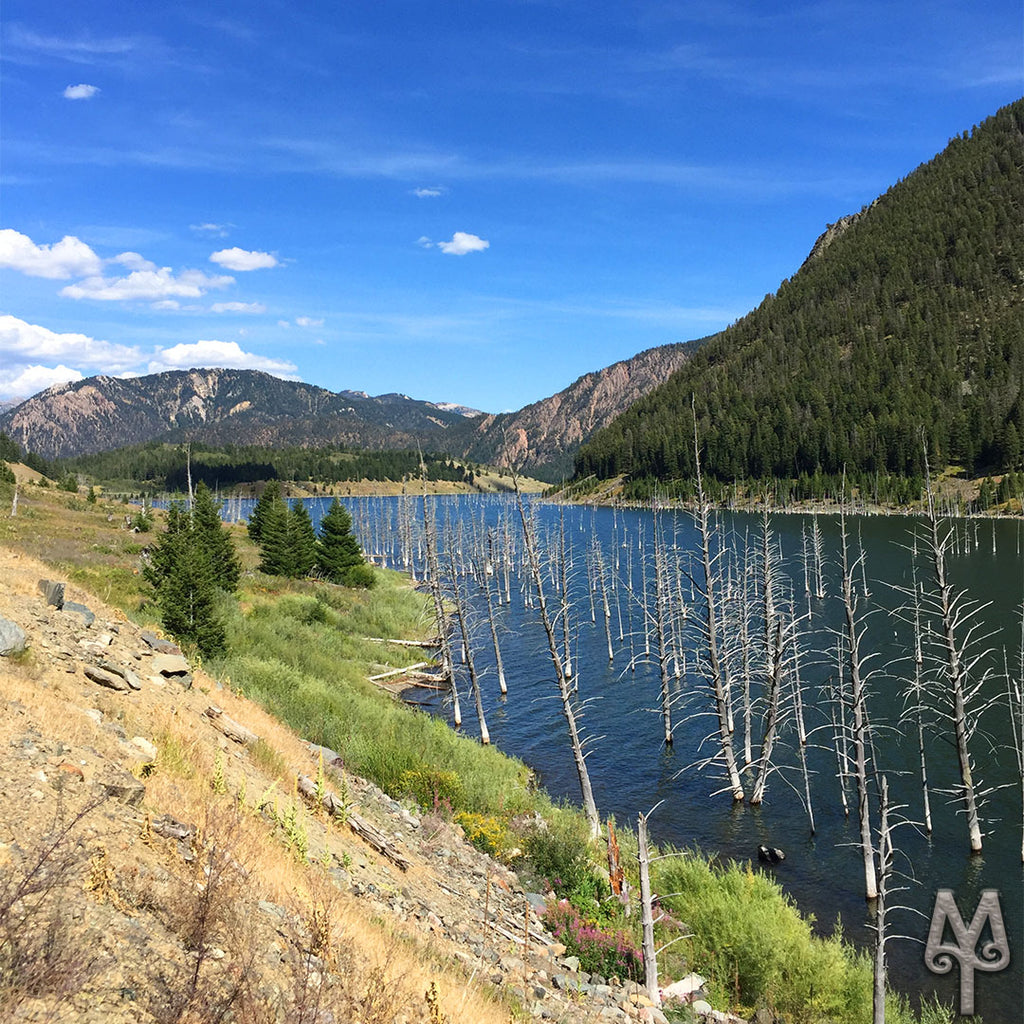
<box><xmin>0</xmin><ymin>471</ymin><xmax>965</xmax><ymax>1023</ymax></box>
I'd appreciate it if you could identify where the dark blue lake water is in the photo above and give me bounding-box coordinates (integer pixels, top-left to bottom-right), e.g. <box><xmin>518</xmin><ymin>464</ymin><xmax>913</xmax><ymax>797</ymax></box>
<box><xmin>228</xmin><ymin>494</ymin><xmax>1024</xmax><ymax>1022</ymax></box>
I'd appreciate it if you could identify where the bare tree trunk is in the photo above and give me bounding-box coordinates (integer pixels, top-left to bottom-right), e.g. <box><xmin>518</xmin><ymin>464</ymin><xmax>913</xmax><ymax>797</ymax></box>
<box><xmin>421</xmin><ymin>489</ymin><xmax>460</xmax><ymax>727</ymax></box>
<box><xmin>923</xmin><ymin>451</ymin><xmax>983</xmax><ymax>854</ymax></box>
<box><xmin>483</xmin><ymin>531</ymin><xmax>507</xmax><ymax>695</ymax></box>
<box><xmin>653</xmin><ymin>508</ymin><xmax>674</xmax><ymax>746</ymax></box>
<box><xmin>873</xmin><ymin>776</ymin><xmax>893</xmax><ymax>1024</ymax></box>
<box><xmin>447</xmin><ymin>539</ymin><xmax>489</xmax><ymax>744</ymax></box>
<box><xmin>637</xmin><ymin>812</ymin><xmax>661</xmax><ymax>1008</ymax></box>
<box><xmin>840</xmin><ymin>500</ymin><xmax>877</xmax><ymax>899</ymax></box>
<box><xmin>750</xmin><ymin>509</ymin><xmax>784</xmax><ymax>805</ymax></box>
<box><xmin>512</xmin><ymin>474</ymin><xmax>601</xmax><ymax>838</ymax></box>
<box><xmin>692</xmin><ymin>406</ymin><xmax>744</xmax><ymax>801</ymax></box>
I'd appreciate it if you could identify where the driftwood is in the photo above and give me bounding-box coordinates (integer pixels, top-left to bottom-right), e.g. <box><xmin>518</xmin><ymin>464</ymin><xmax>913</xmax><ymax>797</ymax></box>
<box><xmin>367</xmin><ymin>662</ymin><xmax>430</xmax><ymax>682</ymax></box>
<box><xmin>295</xmin><ymin>773</ymin><xmax>410</xmax><ymax>871</ymax></box>
<box><xmin>362</xmin><ymin>637</ymin><xmax>441</xmax><ymax>648</ymax></box>
<box><xmin>203</xmin><ymin>705</ymin><xmax>259</xmax><ymax>747</ymax></box>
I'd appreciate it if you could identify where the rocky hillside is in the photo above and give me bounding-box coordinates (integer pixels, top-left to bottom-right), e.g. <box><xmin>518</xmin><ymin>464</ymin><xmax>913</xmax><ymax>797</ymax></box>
<box><xmin>0</xmin><ymin>369</ymin><xmax>479</xmax><ymax>460</ymax></box>
<box><xmin>460</xmin><ymin>342</ymin><xmax>699</xmax><ymax>481</ymax></box>
<box><xmin>0</xmin><ymin>543</ymin><xmax>712</xmax><ymax>1024</ymax></box>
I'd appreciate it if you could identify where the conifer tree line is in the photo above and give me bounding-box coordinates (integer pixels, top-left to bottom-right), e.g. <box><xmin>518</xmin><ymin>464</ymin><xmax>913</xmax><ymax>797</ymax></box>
<box><xmin>144</xmin><ymin>484</ymin><xmax>372</xmax><ymax>657</ymax></box>
<box><xmin>575</xmin><ymin>100</ymin><xmax>1024</xmax><ymax>495</ymax></box>
<box><xmin>57</xmin><ymin>441</ymin><xmax>479</xmax><ymax>492</ymax></box>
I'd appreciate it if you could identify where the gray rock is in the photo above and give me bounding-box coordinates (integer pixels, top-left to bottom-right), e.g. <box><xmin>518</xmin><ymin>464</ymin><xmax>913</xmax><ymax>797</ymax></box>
<box><xmin>97</xmin><ymin>769</ymin><xmax>145</xmax><ymax>806</ymax></box>
<box><xmin>38</xmin><ymin>579</ymin><xmax>65</xmax><ymax>609</ymax></box>
<box><xmin>84</xmin><ymin>665</ymin><xmax>131</xmax><ymax>692</ymax></box>
<box><xmin>561</xmin><ymin>955</ymin><xmax>581</xmax><ymax>973</ymax></box>
<box><xmin>152</xmin><ymin>653</ymin><xmax>191</xmax><ymax>677</ymax></box>
<box><xmin>0</xmin><ymin>617</ymin><xmax>27</xmax><ymax>656</ymax></box>
<box><xmin>140</xmin><ymin>630</ymin><xmax>182</xmax><ymax>655</ymax></box>
<box><xmin>63</xmin><ymin>601</ymin><xmax>95</xmax><ymax>627</ymax></box>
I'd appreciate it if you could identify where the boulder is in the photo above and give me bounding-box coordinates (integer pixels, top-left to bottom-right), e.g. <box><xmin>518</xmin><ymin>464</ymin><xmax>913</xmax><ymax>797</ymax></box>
<box><xmin>152</xmin><ymin>653</ymin><xmax>191</xmax><ymax>677</ymax></box>
<box><xmin>63</xmin><ymin>601</ymin><xmax>95</xmax><ymax>627</ymax></box>
<box><xmin>84</xmin><ymin>665</ymin><xmax>131</xmax><ymax>692</ymax></box>
<box><xmin>96</xmin><ymin>768</ymin><xmax>146</xmax><ymax>806</ymax></box>
<box><xmin>38</xmin><ymin>579</ymin><xmax>65</xmax><ymax>609</ymax></box>
<box><xmin>0</xmin><ymin>617</ymin><xmax>27</xmax><ymax>656</ymax></box>
<box><xmin>140</xmin><ymin>630</ymin><xmax>182</xmax><ymax>655</ymax></box>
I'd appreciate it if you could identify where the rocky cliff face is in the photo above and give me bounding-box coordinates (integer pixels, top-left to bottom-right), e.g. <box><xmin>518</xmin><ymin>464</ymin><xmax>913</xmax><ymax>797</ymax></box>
<box><xmin>461</xmin><ymin>342</ymin><xmax>700</xmax><ymax>480</ymax></box>
<box><xmin>0</xmin><ymin>369</ymin><xmax>474</xmax><ymax>459</ymax></box>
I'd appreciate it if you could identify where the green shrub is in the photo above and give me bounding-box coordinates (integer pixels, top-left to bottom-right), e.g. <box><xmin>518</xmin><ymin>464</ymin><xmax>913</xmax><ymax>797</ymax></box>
<box><xmin>400</xmin><ymin>766</ymin><xmax>463</xmax><ymax>811</ymax></box>
<box><xmin>341</xmin><ymin>563</ymin><xmax>376</xmax><ymax>588</ymax></box>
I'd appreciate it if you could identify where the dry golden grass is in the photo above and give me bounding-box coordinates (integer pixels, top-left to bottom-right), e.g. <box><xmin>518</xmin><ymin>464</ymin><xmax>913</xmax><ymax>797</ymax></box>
<box><xmin>0</xmin><ymin>534</ymin><xmax>515</xmax><ymax>1024</ymax></box>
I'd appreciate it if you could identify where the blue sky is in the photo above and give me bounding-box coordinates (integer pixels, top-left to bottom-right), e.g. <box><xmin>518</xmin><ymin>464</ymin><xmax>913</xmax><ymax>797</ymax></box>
<box><xmin>1</xmin><ymin>1</ymin><xmax>1021</xmax><ymax>412</ymax></box>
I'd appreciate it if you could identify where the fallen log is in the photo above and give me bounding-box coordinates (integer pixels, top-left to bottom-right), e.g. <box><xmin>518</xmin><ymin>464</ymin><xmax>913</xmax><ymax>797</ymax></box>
<box><xmin>362</xmin><ymin>637</ymin><xmax>441</xmax><ymax>648</ymax></box>
<box><xmin>295</xmin><ymin>773</ymin><xmax>410</xmax><ymax>871</ymax></box>
<box><xmin>203</xmin><ymin>705</ymin><xmax>258</xmax><ymax>747</ymax></box>
<box><xmin>368</xmin><ymin>662</ymin><xmax>430</xmax><ymax>682</ymax></box>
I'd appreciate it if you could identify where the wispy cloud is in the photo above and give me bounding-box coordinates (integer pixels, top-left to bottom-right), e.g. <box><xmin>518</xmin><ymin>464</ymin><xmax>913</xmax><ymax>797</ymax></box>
<box><xmin>210</xmin><ymin>247</ymin><xmax>279</xmax><ymax>271</ymax></box>
<box><xmin>63</xmin><ymin>83</ymin><xmax>100</xmax><ymax>100</ymax></box>
<box><xmin>412</xmin><ymin>186</ymin><xmax>446</xmax><ymax>197</ymax></box>
<box><xmin>191</xmin><ymin>222</ymin><xmax>232</xmax><ymax>237</ymax></box>
<box><xmin>211</xmin><ymin>301</ymin><xmax>267</xmax><ymax>314</ymax></box>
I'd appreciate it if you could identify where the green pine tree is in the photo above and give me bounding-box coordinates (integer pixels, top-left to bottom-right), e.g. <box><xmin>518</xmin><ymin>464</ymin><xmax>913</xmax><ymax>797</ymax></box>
<box><xmin>191</xmin><ymin>482</ymin><xmax>241</xmax><ymax>593</ymax></box>
<box><xmin>316</xmin><ymin>498</ymin><xmax>370</xmax><ymax>585</ymax></box>
<box><xmin>287</xmin><ymin>500</ymin><xmax>318</xmax><ymax>578</ymax></box>
<box><xmin>257</xmin><ymin>491</ymin><xmax>293</xmax><ymax>576</ymax></box>
<box><xmin>247</xmin><ymin>480</ymin><xmax>281</xmax><ymax>544</ymax></box>
<box><xmin>145</xmin><ymin>500</ymin><xmax>227</xmax><ymax>657</ymax></box>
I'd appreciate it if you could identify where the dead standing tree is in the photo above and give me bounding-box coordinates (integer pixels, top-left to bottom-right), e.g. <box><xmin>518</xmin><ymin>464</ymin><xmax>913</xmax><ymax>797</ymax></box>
<box><xmin>512</xmin><ymin>470</ymin><xmax>601</xmax><ymax>838</ymax></box>
<box><xmin>839</xmin><ymin>497</ymin><xmax>878</xmax><ymax>900</ymax></box>
<box><xmin>921</xmin><ymin>451</ymin><xmax>992</xmax><ymax>854</ymax></box>
<box><xmin>691</xmin><ymin>407</ymin><xmax>744</xmax><ymax>801</ymax></box>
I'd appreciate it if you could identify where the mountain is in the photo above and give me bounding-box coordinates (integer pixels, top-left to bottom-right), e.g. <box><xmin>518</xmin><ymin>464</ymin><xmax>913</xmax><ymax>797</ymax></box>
<box><xmin>0</xmin><ymin>369</ymin><xmax>476</xmax><ymax>460</ymax></box>
<box><xmin>0</xmin><ymin>346</ymin><xmax>698</xmax><ymax>477</ymax></box>
<box><xmin>460</xmin><ymin>342</ymin><xmax>700</xmax><ymax>481</ymax></box>
<box><xmin>575</xmin><ymin>99</ymin><xmax>1024</xmax><ymax>494</ymax></box>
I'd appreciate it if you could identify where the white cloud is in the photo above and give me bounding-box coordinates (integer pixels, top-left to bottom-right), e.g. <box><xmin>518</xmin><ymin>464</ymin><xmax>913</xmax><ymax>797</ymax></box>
<box><xmin>63</xmin><ymin>83</ymin><xmax>100</xmax><ymax>99</ymax></box>
<box><xmin>152</xmin><ymin>299</ymin><xmax>181</xmax><ymax>310</ymax></box>
<box><xmin>0</xmin><ymin>314</ymin><xmax>140</xmax><ymax>370</ymax></box>
<box><xmin>147</xmin><ymin>339</ymin><xmax>298</xmax><ymax>377</ymax></box>
<box><xmin>0</xmin><ymin>229</ymin><xmax>102</xmax><ymax>279</ymax></box>
<box><xmin>209</xmin><ymin>247</ymin><xmax>279</xmax><ymax>271</ymax></box>
<box><xmin>0</xmin><ymin>364</ymin><xmax>84</xmax><ymax>398</ymax></box>
<box><xmin>61</xmin><ymin>266</ymin><xmax>234</xmax><ymax>301</ymax></box>
<box><xmin>211</xmin><ymin>301</ymin><xmax>266</xmax><ymax>314</ymax></box>
<box><xmin>437</xmin><ymin>231</ymin><xmax>489</xmax><ymax>256</ymax></box>
<box><xmin>277</xmin><ymin>319</ymin><xmax>290</xmax><ymax>328</ymax></box>
<box><xmin>294</xmin><ymin>316</ymin><xmax>323</xmax><ymax>327</ymax></box>
<box><xmin>412</xmin><ymin>186</ymin><xmax>445</xmax><ymax>198</ymax></box>
<box><xmin>111</xmin><ymin>250</ymin><xmax>157</xmax><ymax>271</ymax></box>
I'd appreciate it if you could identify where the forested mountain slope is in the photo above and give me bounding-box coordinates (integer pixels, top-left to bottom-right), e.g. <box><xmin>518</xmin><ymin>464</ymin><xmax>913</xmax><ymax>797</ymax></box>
<box><xmin>575</xmin><ymin>100</ymin><xmax>1024</xmax><ymax>492</ymax></box>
